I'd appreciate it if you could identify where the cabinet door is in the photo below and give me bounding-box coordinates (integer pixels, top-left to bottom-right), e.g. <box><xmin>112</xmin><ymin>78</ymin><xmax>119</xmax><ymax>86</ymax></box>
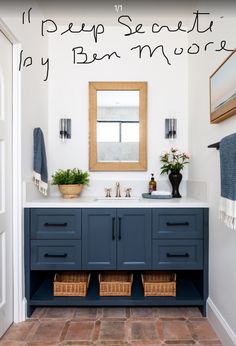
<box><xmin>82</xmin><ymin>209</ymin><xmax>116</xmax><ymax>270</ymax></box>
<box><xmin>117</xmin><ymin>209</ymin><xmax>152</xmax><ymax>270</ymax></box>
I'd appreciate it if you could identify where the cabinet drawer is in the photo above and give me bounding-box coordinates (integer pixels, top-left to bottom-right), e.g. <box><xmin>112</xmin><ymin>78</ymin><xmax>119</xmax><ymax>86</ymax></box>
<box><xmin>152</xmin><ymin>208</ymin><xmax>203</xmax><ymax>239</ymax></box>
<box><xmin>31</xmin><ymin>208</ymin><xmax>81</xmax><ymax>239</ymax></box>
<box><xmin>31</xmin><ymin>240</ymin><xmax>81</xmax><ymax>270</ymax></box>
<box><xmin>152</xmin><ymin>240</ymin><xmax>203</xmax><ymax>269</ymax></box>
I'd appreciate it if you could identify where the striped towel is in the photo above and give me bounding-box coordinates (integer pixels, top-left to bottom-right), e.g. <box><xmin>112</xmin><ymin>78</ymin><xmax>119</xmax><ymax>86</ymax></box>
<box><xmin>33</xmin><ymin>127</ymin><xmax>48</xmax><ymax>196</ymax></box>
<box><xmin>219</xmin><ymin>133</ymin><xmax>236</xmax><ymax>230</ymax></box>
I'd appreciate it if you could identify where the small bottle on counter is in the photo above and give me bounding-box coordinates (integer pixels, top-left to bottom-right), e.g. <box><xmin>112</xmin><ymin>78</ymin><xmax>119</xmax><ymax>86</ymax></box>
<box><xmin>149</xmin><ymin>173</ymin><xmax>157</xmax><ymax>194</ymax></box>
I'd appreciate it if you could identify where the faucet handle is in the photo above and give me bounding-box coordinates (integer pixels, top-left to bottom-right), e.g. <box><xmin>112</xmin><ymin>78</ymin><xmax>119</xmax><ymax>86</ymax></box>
<box><xmin>105</xmin><ymin>188</ymin><xmax>112</xmax><ymax>198</ymax></box>
<box><xmin>125</xmin><ymin>188</ymin><xmax>132</xmax><ymax>198</ymax></box>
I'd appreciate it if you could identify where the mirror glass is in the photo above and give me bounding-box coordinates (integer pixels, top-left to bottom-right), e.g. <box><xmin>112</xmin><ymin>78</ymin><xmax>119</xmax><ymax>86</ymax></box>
<box><xmin>89</xmin><ymin>82</ymin><xmax>147</xmax><ymax>171</ymax></box>
<box><xmin>97</xmin><ymin>90</ymin><xmax>139</xmax><ymax>162</ymax></box>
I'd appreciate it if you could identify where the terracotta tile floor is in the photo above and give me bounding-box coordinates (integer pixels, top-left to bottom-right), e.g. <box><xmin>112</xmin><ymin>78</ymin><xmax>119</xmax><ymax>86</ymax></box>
<box><xmin>0</xmin><ymin>307</ymin><xmax>223</xmax><ymax>346</ymax></box>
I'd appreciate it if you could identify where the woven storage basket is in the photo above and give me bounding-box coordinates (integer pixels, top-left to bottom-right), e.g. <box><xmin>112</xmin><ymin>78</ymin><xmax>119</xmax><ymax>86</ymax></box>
<box><xmin>141</xmin><ymin>271</ymin><xmax>176</xmax><ymax>296</ymax></box>
<box><xmin>54</xmin><ymin>272</ymin><xmax>90</xmax><ymax>296</ymax></box>
<box><xmin>99</xmin><ymin>272</ymin><xmax>133</xmax><ymax>296</ymax></box>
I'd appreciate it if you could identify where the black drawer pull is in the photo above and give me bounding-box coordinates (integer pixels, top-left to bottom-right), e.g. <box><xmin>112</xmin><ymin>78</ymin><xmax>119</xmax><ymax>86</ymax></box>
<box><xmin>118</xmin><ymin>217</ymin><xmax>122</xmax><ymax>240</ymax></box>
<box><xmin>112</xmin><ymin>217</ymin><xmax>116</xmax><ymax>240</ymax></box>
<box><xmin>44</xmin><ymin>253</ymin><xmax>67</xmax><ymax>258</ymax></box>
<box><xmin>167</xmin><ymin>252</ymin><xmax>190</xmax><ymax>258</ymax></box>
<box><xmin>44</xmin><ymin>222</ymin><xmax>68</xmax><ymax>227</ymax></box>
<box><xmin>166</xmin><ymin>222</ymin><xmax>189</xmax><ymax>226</ymax></box>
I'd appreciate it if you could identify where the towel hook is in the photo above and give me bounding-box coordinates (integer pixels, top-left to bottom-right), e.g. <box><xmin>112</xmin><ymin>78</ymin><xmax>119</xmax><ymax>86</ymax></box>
<box><xmin>208</xmin><ymin>142</ymin><xmax>220</xmax><ymax>150</ymax></box>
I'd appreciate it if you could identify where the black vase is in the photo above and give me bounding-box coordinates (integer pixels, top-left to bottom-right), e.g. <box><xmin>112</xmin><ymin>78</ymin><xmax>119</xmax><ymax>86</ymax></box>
<box><xmin>169</xmin><ymin>170</ymin><xmax>182</xmax><ymax>198</ymax></box>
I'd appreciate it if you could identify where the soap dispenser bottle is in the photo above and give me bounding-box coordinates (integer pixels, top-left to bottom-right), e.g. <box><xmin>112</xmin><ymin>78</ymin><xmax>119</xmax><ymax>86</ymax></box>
<box><xmin>149</xmin><ymin>173</ymin><xmax>157</xmax><ymax>194</ymax></box>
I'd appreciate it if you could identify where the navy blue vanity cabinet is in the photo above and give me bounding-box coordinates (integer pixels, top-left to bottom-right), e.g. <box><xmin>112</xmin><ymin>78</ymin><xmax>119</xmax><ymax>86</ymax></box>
<box><xmin>25</xmin><ymin>207</ymin><xmax>208</xmax><ymax>317</ymax></box>
<box><xmin>82</xmin><ymin>208</ymin><xmax>152</xmax><ymax>270</ymax></box>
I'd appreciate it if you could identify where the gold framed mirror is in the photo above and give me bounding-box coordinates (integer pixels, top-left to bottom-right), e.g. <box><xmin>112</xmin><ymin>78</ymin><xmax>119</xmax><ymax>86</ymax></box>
<box><xmin>89</xmin><ymin>82</ymin><xmax>147</xmax><ymax>171</ymax></box>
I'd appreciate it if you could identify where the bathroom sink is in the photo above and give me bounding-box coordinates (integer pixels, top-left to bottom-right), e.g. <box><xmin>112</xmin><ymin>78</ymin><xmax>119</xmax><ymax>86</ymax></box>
<box><xmin>94</xmin><ymin>197</ymin><xmax>141</xmax><ymax>202</ymax></box>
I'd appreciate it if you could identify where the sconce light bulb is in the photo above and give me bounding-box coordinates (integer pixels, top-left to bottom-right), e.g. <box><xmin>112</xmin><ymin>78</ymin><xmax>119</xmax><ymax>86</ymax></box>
<box><xmin>165</xmin><ymin>118</ymin><xmax>177</xmax><ymax>140</ymax></box>
<box><xmin>60</xmin><ymin>118</ymin><xmax>71</xmax><ymax>141</ymax></box>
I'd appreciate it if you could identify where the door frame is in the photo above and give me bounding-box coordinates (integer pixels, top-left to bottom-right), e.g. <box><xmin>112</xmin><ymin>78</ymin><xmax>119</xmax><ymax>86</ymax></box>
<box><xmin>0</xmin><ymin>18</ymin><xmax>23</xmax><ymax>322</ymax></box>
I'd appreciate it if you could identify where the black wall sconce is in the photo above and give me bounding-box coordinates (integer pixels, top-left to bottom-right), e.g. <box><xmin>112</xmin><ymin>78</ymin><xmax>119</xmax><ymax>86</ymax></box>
<box><xmin>60</xmin><ymin>118</ymin><xmax>71</xmax><ymax>141</ymax></box>
<box><xmin>165</xmin><ymin>118</ymin><xmax>177</xmax><ymax>140</ymax></box>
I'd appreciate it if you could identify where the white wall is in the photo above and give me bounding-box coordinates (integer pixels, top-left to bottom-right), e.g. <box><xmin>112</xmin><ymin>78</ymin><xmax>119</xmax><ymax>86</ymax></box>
<box><xmin>188</xmin><ymin>4</ymin><xmax>236</xmax><ymax>344</ymax></box>
<box><xmin>48</xmin><ymin>25</ymin><xmax>189</xmax><ymax>192</ymax></box>
<box><xmin>0</xmin><ymin>1</ymin><xmax>48</xmax><ymax>182</ymax></box>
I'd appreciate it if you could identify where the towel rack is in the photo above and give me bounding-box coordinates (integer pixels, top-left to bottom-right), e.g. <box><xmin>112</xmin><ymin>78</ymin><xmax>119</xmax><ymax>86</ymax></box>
<box><xmin>208</xmin><ymin>142</ymin><xmax>220</xmax><ymax>150</ymax></box>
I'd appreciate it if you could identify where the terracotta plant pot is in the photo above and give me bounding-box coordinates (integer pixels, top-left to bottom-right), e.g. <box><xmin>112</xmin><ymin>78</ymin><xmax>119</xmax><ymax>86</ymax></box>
<box><xmin>58</xmin><ymin>184</ymin><xmax>83</xmax><ymax>199</ymax></box>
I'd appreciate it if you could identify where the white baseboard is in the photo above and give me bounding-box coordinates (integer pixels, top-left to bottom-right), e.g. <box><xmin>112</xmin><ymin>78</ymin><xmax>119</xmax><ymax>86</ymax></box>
<box><xmin>207</xmin><ymin>298</ymin><xmax>236</xmax><ymax>346</ymax></box>
<box><xmin>14</xmin><ymin>298</ymin><xmax>26</xmax><ymax>323</ymax></box>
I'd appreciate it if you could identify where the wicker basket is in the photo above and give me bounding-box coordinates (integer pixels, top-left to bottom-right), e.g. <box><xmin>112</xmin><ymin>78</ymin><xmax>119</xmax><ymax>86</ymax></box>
<box><xmin>99</xmin><ymin>272</ymin><xmax>133</xmax><ymax>296</ymax></box>
<box><xmin>141</xmin><ymin>271</ymin><xmax>176</xmax><ymax>297</ymax></box>
<box><xmin>54</xmin><ymin>272</ymin><xmax>90</xmax><ymax>296</ymax></box>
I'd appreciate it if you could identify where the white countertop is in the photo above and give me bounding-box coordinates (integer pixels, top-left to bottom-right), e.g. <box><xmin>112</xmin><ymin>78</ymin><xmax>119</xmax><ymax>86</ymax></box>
<box><xmin>24</xmin><ymin>196</ymin><xmax>208</xmax><ymax>208</ymax></box>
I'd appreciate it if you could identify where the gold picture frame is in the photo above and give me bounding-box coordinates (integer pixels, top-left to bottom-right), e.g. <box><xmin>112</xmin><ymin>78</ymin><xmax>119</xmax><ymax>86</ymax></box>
<box><xmin>210</xmin><ymin>49</ymin><xmax>236</xmax><ymax>123</ymax></box>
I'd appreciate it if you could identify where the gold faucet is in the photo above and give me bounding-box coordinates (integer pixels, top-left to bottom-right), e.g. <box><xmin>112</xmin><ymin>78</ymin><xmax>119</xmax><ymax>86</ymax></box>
<box><xmin>115</xmin><ymin>182</ymin><xmax>121</xmax><ymax>197</ymax></box>
<box><xmin>125</xmin><ymin>188</ymin><xmax>132</xmax><ymax>198</ymax></box>
<box><xmin>105</xmin><ymin>188</ymin><xmax>112</xmax><ymax>198</ymax></box>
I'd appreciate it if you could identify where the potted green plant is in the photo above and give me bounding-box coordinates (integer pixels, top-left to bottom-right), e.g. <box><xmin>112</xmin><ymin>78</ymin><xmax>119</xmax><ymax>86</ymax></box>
<box><xmin>51</xmin><ymin>168</ymin><xmax>89</xmax><ymax>199</ymax></box>
<box><xmin>160</xmin><ymin>147</ymin><xmax>190</xmax><ymax>198</ymax></box>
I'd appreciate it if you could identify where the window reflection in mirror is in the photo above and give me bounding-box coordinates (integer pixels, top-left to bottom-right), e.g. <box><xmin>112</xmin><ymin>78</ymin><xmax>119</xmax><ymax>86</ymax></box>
<box><xmin>97</xmin><ymin>90</ymin><xmax>139</xmax><ymax>162</ymax></box>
